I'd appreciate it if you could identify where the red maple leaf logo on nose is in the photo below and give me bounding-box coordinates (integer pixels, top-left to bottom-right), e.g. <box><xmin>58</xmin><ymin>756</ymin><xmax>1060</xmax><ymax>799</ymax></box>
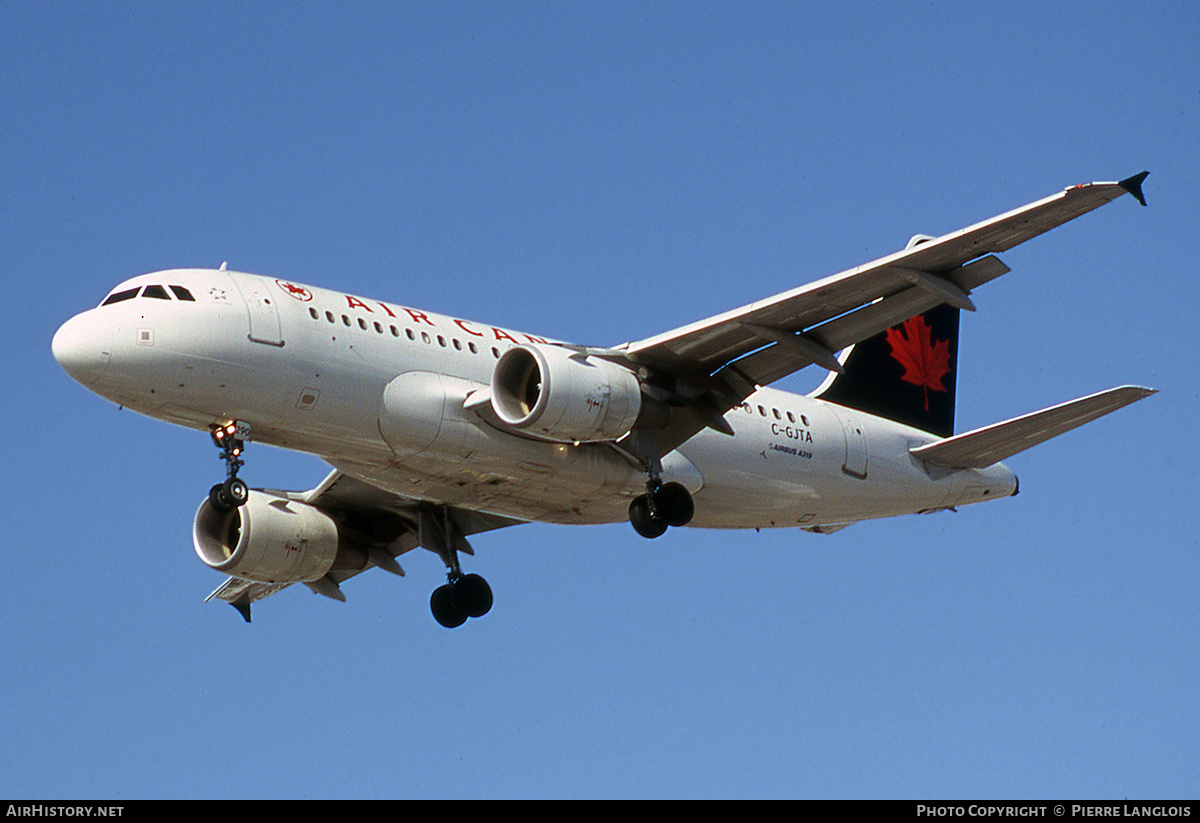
<box><xmin>885</xmin><ymin>314</ymin><xmax>951</xmax><ymax>412</ymax></box>
<box><xmin>275</xmin><ymin>280</ymin><xmax>313</xmax><ymax>301</ymax></box>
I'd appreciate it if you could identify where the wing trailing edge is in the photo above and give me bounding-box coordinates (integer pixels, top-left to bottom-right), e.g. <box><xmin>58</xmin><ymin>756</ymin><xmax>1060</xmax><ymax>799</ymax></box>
<box><xmin>910</xmin><ymin>385</ymin><xmax>1156</xmax><ymax>469</ymax></box>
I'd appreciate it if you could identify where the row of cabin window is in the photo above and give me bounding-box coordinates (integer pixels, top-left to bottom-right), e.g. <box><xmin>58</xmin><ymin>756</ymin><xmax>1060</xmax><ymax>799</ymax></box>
<box><xmin>101</xmin><ymin>284</ymin><xmax>195</xmax><ymax>305</ymax></box>
<box><xmin>307</xmin><ymin>306</ymin><xmax>504</xmax><ymax>358</ymax></box>
<box><xmin>742</xmin><ymin>402</ymin><xmax>809</xmax><ymax>427</ymax></box>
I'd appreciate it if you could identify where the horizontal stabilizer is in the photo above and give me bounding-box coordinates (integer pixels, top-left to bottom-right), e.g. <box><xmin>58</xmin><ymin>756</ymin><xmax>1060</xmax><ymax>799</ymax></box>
<box><xmin>910</xmin><ymin>385</ymin><xmax>1156</xmax><ymax>469</ymax></box>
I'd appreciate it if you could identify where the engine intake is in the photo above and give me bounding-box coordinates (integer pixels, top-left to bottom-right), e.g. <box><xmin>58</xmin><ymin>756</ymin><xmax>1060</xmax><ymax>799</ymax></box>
<box><xmin>193</xmin><ymin>491</ymin><xmax>342</xmax><ymax>584</ymax></box>
<box><xmin>490</xmin><ymin>344</ymin><xmax>642</xmax><ymax>442</ymax></box>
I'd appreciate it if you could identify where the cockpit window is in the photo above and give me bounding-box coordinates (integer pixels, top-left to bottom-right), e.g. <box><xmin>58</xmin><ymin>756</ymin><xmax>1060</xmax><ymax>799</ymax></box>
<box><xmin>101</xmin><ymin>288</ymin><xmax>139</xmax><ymax>306</ymax></box>
<box><xmin>101</xmin><ymin>283</ymin><xmax>199</xmax><ymax>306</ymax></box>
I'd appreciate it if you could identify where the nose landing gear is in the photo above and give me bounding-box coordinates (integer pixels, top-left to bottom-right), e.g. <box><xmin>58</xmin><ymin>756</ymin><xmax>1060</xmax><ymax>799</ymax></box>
<box><xmin>207</xmin><ymin>422</ymin><xmax>250</xmax><ymax>513</ymax></box>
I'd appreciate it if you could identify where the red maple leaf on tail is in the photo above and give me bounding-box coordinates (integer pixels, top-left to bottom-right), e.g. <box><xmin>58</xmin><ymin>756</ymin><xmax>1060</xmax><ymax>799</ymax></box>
<box><xmin>885</xmin><ymin>315</ymin><xmax>952</xmax><ymax>412</ymax></box>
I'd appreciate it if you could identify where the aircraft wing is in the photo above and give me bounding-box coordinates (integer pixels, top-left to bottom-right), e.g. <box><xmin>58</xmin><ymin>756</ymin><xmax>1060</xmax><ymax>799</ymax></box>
<box><xmin>615</xmin><ymin>172</ymin><xmax>1148</xmax><ymax>454</ymax></box>
<box><xmin>205</xmin><ymin>469</ymin><xmax>526</xmax><ymax>621</ymax></box>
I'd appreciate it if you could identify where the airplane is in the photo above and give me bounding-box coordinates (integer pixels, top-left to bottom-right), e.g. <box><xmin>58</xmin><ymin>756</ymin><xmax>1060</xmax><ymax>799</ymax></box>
<box><xmin>52</xmin><ymin>172</ymin><xmax>1155</xmax><ymax>627</ymax></box>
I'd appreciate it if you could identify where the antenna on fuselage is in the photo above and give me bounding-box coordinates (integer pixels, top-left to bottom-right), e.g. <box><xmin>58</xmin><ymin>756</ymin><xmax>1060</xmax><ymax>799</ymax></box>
<box><xmin>219</xmin><ymin>261</ymin><xmax>227</xmax><ymax>271</ymax></box>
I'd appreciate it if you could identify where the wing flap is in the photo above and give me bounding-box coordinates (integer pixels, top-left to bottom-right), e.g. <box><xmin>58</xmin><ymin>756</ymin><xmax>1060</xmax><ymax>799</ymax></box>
<box><xmin>910</xmin><ymin>386</ymin><xmax>1156</xmax><ymax>469</ymax></box>
<box><xmin>722</xmin><ymin>254</ymin><xmax>1009</xmax><ymax>391</ymax></box>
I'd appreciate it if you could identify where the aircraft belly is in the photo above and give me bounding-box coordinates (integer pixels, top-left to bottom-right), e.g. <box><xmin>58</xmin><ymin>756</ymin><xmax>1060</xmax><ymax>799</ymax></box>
<box><xmin>330</xmin><ymin>453</ymin><xmax>635</xmax><ymax>526</ymax></box>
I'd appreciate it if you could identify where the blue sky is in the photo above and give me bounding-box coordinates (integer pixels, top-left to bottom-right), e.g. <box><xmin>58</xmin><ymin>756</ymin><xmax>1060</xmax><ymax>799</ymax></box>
<box><xmin>3</xmin><ymin>1</ymin><xmax>1196</xmax><ymax>799</ymax></box>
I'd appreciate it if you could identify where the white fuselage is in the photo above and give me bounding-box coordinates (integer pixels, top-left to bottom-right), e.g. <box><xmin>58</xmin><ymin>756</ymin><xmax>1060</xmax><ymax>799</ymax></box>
<box><xmin>52</xmin><ymin>269</ymin><xmax>1017</xmax><ymax>530</ymax></box>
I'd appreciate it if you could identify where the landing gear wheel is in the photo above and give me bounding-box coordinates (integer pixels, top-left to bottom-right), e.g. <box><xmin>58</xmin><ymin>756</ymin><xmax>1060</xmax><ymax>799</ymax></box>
<box><xmin>629</xmin><ymin>496</ymin><xmax>668</xmax><ymax>539</ymax></box>
<box><xmin>223</xmin><ymin>477</ymin><xmax>249</xmax><ymax>508</ymax></box>
<box><xmin>209</xmin><ymin>483</ymin><xmax>234</xmax><ymax>513</ymax></box>
<box><xmin>430</xmin><ymin>584</ymin><xmax>467</xmax><ymax>629</ymax></box>
<box><xmin>430</xmin><ymin>573</ymin><xmax>493</xmax><ymax>628</ymax></box>
<box><xmin>654</xmin><ymin>481</ymin><xmax>694</xmax><ymax>527</ymax></box>
<box><xmin>457</xmin><ymin>573</ymin><xmax>494</xmax><ymax>618</ymax></box>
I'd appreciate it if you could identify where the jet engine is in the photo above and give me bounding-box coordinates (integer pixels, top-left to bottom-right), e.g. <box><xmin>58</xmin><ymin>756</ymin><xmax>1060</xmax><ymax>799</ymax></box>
<box><xmin>193</xmin><ymin>490</ymin><xmax>344</xmax><ymax>584</ymax></box>
<box><xmin>490</xmin><ymin>344</ymin><xmax>643</xmax><ymax>442</ymax></box>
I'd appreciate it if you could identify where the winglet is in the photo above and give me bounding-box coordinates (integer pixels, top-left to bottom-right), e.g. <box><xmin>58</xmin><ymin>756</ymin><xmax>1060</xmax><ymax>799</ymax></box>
<box><xmin>1119</xmin><ymin>171</ymin><xmax>1149</xmax><ymax>206</ymax></box>
<box><xmin>229</xmin><ymin>593</ymin><xmax>252</xmax><ymax>623</ymax></box>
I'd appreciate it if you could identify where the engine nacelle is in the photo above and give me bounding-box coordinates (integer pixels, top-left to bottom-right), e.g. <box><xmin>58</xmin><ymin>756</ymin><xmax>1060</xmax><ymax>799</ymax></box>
<box><xmin>193</xmin><ymin>491</ymin><xmax>341</xmax><ymax>584</ymax></box>
<box><xmin>490</xmin><ymin>344</ymin><xmax>643</xmax><ymax>442</ymax></box>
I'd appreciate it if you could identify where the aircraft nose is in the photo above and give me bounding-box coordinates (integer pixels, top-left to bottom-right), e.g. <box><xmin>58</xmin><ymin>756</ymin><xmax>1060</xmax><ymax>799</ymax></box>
<box><xmin>52</xmin><ymin>312</ymin><xmax>112</xmax><ymax>386</ymax></box>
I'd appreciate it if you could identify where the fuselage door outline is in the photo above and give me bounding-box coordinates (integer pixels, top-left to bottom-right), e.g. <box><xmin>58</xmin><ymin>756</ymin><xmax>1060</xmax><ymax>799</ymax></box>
<box><xmin>232</xmin><ymin>274</ymin><xmax>284</xmax><ymax>347</ymax></box>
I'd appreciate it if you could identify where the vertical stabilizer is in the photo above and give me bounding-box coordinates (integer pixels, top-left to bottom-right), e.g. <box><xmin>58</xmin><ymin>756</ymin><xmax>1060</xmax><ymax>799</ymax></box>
<box><xmin>814</xmin><ymin>304</ymin><xmax>959</xmax><ymax>437</ymax></box>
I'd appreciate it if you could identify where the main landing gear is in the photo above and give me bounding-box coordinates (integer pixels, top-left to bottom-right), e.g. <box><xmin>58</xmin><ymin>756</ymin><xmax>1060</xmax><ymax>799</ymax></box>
<box><xmin>629</xmin><ymin>480</ymin><xmax>694</xmax><ymax>539</ymax></box>
<box><xmin>420</xmin><ymin>507</ymin><xmax>493</xmax><ymax>628</ymax></box>
<box><xmin>625</xmin><ymin>430</ymin><xmax>696</xmax><ymax>539</ymax></box>
<box><xmin>207</xmin><ymin>422</ymin><xmax>249</xmax><ymax>513</ymax></box>
<box><xmin>430</xmin><ymin>571</ymin><xmax>493</xmax><ymax>630</ymax></box>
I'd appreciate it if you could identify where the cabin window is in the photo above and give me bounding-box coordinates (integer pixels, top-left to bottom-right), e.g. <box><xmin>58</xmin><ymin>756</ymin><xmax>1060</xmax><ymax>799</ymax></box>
<box><xmin>309</xmin><ymin>308</ymin><xmax>319</xmax><ymax>320</ymax></box>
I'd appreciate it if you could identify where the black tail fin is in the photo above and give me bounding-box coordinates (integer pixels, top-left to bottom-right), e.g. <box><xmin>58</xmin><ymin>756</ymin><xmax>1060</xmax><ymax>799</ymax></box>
<box><xmin>814</xmin><ymin>304</ymin><xmax>959</xmax><ymax>437</ymax></box>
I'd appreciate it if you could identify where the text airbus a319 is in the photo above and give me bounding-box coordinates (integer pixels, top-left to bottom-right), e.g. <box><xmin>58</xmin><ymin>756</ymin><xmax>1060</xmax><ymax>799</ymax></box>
<box><xmin>52</xmin><ymin>173</ymin><xmax>1155</xmax><ymax>627</ymax></box>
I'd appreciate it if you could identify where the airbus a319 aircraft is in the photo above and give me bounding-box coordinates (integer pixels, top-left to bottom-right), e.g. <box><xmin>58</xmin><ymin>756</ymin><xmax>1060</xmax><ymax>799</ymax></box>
<box><xmin>53</xmin><ymin>173</ymin><xmax>1154</xmax><ymax>627</ymax></box>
